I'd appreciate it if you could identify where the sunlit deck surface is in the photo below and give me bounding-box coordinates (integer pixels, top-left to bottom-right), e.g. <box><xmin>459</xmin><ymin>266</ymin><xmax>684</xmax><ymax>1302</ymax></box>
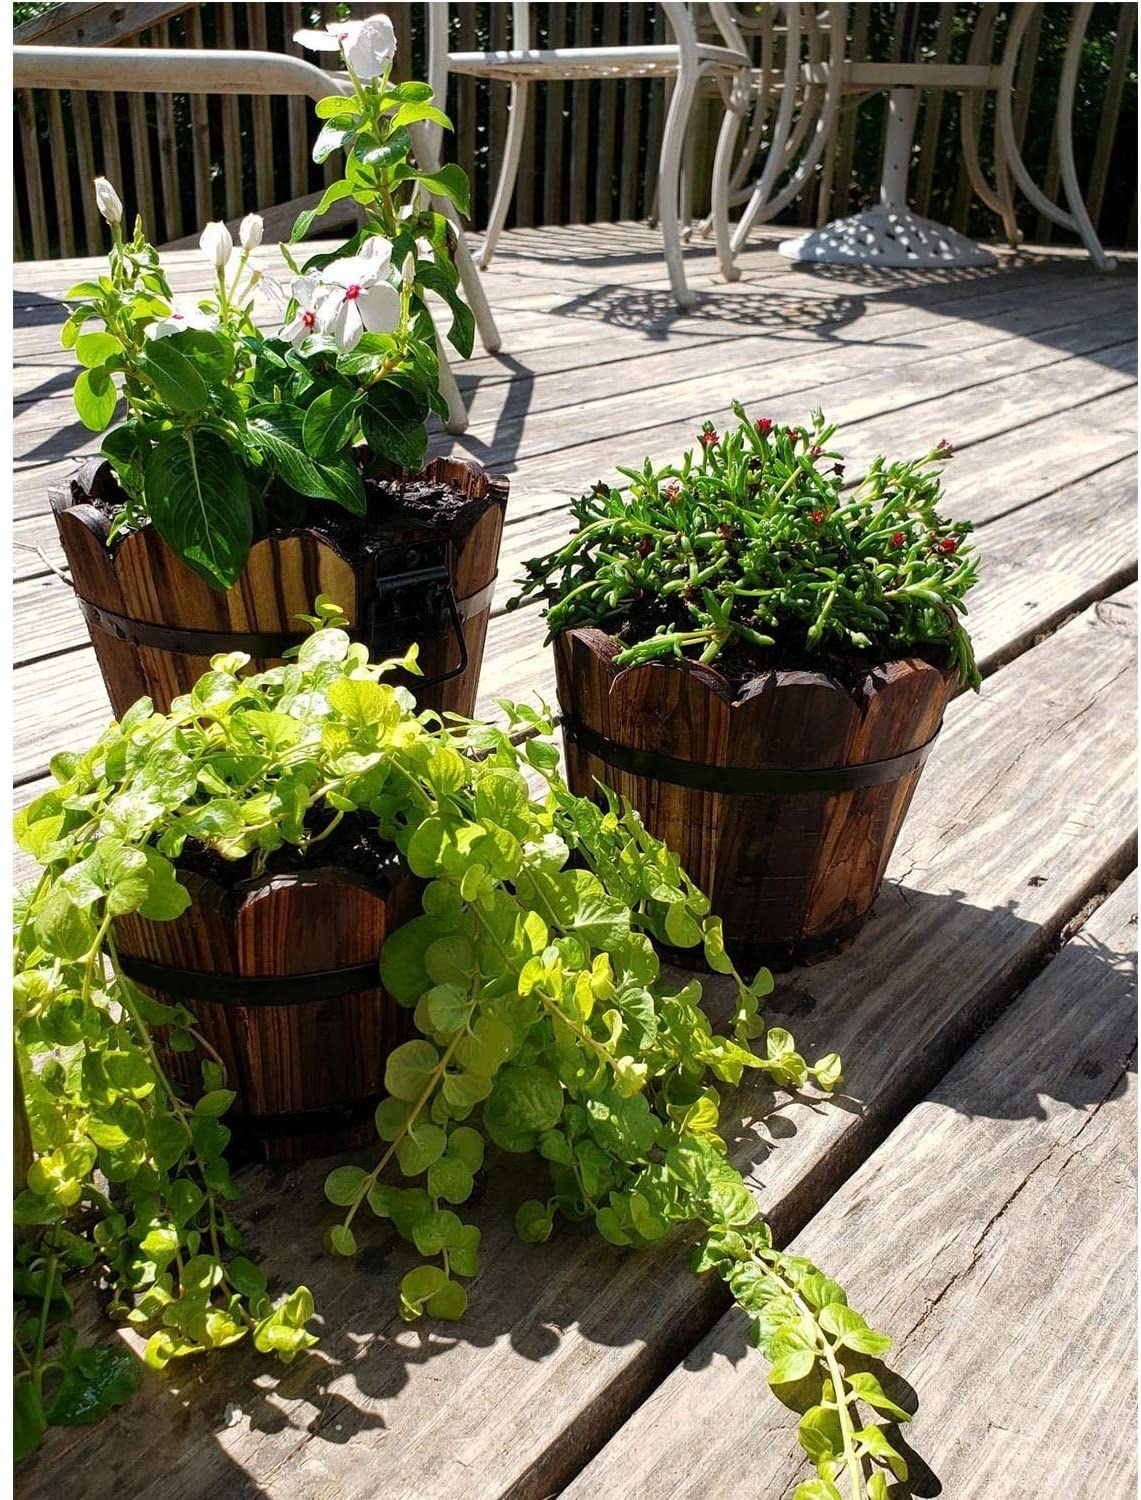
<box><xmin>13</xmin><ymin>223</ymin><xmax>1139</xmax><ymax>1500</ymax></box>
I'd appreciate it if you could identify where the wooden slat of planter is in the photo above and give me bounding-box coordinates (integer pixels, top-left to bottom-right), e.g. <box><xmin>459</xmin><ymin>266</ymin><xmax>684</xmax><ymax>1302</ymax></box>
<box><xmin>567</xmin><ymin>871</ymin><xmax>1138</xmax><ymax>1500</ymax></box>
<box><xmin>14</xmin><ymin>588</ymin><xmax>1137</xmax><ymax>1500</ymax></box>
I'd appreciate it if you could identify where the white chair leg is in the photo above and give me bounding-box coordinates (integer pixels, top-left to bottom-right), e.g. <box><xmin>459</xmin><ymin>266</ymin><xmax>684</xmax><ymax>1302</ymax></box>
<box><xmin>658</xmin><ymin>64</ymin><xmax>700</xmax><ymax>309</ymax></box>
<box><xmin>479</xmin><ymin>81</ymin><xmax>529</xmax><ymax>270</ymax></box>
<box><xmin>453</xmin><ymin>225</ymin><xmax>502</xmax><ymax>354</ymax></box>
<box><xmin>711</xmin><ymin>75</ymin><xmax>747</xmax><ymax>282</ymax></box>
<box><xmin>435</xmin><ymin>323</ymin><xmax>469</xmax><ymax>435</ymax></box>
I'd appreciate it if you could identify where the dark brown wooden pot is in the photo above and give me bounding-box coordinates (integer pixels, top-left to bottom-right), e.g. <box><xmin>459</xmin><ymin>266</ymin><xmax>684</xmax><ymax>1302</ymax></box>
<box><xmin>554</xmin><ymin>628</ymin><xmax>955</xmax><ymax>966</ymax></box>
<box><xmin>114</xmin><ymin>858</ymin><xmax>422</xmax><ymax>1164</ymax></box>
<box><xmin>51</xmin><ymin>455</ymin><xmax>508</xmax><ymax>721</ymax></box>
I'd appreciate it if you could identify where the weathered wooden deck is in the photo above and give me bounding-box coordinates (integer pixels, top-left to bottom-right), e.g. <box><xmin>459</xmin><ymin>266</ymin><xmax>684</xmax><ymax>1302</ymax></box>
<box><xmin>12</xmin><ymin>223</ymin><xmax>1139</xmax><ymax>1500</ymax></box>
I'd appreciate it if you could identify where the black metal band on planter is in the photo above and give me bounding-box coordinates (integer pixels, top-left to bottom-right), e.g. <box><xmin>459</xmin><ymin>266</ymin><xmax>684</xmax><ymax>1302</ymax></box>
<box><xmin>230</xmin><ymin>1094</ymin><xmax>384</xmax><ymax>1141</ymax></box>
<box><xmin>75</xmin><ymin>573</ymin><xmax>497</xmax><ymax>689</ymax></box>
<box><xmin>118</xmin><ymin>953</ymin><xmax>381</xmax><ymax>1007</ymax></box>
<box><xmin>560</xmin><ymin>718</ymin><xmax>942</xmax><ymax>796</ymax></box>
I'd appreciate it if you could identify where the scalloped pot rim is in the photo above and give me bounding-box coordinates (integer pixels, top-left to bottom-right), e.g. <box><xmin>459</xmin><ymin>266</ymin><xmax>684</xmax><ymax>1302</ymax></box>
<box><xmin>162</xmin><ymin>860</ymin><xmax>410</xmax><ymax>918</ymax></box>
<box><xmin>555</xmin><ymin>623</ymin><xmax>952</xmax><ymax>712</ymax></box>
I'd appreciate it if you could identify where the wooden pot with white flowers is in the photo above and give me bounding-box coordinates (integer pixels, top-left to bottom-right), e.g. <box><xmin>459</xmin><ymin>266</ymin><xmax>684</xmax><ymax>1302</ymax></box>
<box><xmin>511</xmin><ymin>405</ymin><xmax>980</xmax><ymax>965</ymax></box>
<box><xmin>53</xmin><ymin>27</ymin><xmax>505</xmax><ymax>723</ymax></box>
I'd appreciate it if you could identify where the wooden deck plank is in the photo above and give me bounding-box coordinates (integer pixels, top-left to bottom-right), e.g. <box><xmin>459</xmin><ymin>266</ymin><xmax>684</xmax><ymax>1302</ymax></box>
<box><xmin>14</xmin><ymin>286</ymin><xmax>1135</xmax><ymax>489</ymax></box>
<box><xmin>566</xmin><ymin>872</ymin><xmax>1138</xmax><ymax>1500</ymax></box>
<box><xmin>15</xmin><ymin>587</ymin><xmax>1137</xmax><ymax>1500</ymax></box>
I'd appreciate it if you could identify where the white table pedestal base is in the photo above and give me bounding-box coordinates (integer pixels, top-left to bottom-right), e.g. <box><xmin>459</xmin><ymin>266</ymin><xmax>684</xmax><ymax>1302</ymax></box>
<box><xmin>779</xmin><ymin>86</ymin><xmax>996</xmax><ymax>269</ymax></box>
<box><xmin>779</xmin><ymin>203</ymin><xmax>996</xmax><ymax>268</ymax></box>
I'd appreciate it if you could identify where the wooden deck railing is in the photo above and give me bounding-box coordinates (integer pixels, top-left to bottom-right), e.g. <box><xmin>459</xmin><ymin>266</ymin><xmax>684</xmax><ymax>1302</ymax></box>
<box><xmin>12</xmin><ymin>2</ymin><xmax>1138</xmax><ymax>261</ymax></box>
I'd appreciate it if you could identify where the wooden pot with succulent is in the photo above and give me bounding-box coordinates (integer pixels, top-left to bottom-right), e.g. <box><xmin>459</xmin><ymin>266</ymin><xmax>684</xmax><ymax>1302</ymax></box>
<box><xmin>53</xmin><ymin>50</ymin><xmax>504</xmax><ymax>722</ymax></box>
<box><xmin>513</xmin><ymin>405</ymin><xmax>979</xmax><ymax>964</ymax></box>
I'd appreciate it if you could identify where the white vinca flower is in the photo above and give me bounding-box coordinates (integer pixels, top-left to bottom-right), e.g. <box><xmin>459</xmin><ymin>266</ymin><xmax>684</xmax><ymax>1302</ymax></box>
<box><xmin>280</xmin><ymin>277</ymin><xmax>329</xmax><ymax>350</ymax></box>
<box><xmin>294</xmin><ymin>12</ymin><xmax>396</xmax><ymax>80</ymax></box>
<box><xmin>317</xmin><ymin>236</ymin><xmax>400</xmax><ymax>353</ymax></box>
<box><xmin>239</xmin><ymin>212</ymin><xmax>264</xmax><ymax>251</ymax></box>
<box><xmin>200</xmin><ymin>220</ymin><xmax>233</xmax><ymax>269</ymax></box>
<box><xmin>93</xmin><ymin>177</ymin><xmax>122</xmax><ymax>225</ymax></box>
<box><xmin>146</xmin><ymin>304</ymin><xmax>219</xmax><ymax>340</ymax></box>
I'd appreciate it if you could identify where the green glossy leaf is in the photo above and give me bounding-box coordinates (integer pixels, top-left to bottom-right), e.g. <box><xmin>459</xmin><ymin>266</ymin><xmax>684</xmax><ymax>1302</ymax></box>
<box><xmin>143</xmin><ymin>430</ymin><xmax>252</xmax><ymax>591</ymax></box>
<box><xmin>138</xmin><ymin>336</ymin><xmax>210</xmax><ymax>411</ymax></box>
<box><xmin>73</xmin><ymin>366</ymin><xmax>119</xmax><ymax>430</ymax></box>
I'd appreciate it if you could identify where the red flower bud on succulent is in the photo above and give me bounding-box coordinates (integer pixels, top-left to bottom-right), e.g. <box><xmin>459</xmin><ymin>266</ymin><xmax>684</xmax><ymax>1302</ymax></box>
<box><xmin>636</xmin><ymin>536</ymin><xmax>652</xmax><ymax>557</ymax></box>
<box><xmin>936</xmin><ymin>438</ymin><xmax>954</xmax><ymax>459</ymax></box>
<box><xmin>811</xmin><ymin>445</ymin><xmax>822</xmax><ymax>459</ymax></box>
<box><xmin>664</xmin><ymin>481</ymin><xmax>681</xmax><ymax>503</ymax></box>
<box><xmin>940</xmin><ymin>536</ymin><xmax>957</xmax><ymax>554</ymax></box>
<box><xmin>699</xmin><ymin>430</ymin><xmax>719</xmax><ymax>449</ymax></box>
<box><xmin>812</xmin><ymin>509</ymin><xmax>825</xmax><ymax>525</ymax></box>
<box><xmin>755</xmin><ymin>417</ymin><xmax>773</xmax><ymax>436</ymax></box>
<box><xmin>891</xmin><ymin>531</ymin><xmax>906</xmax><ymax>548</ymax></box>
<box><xmin>786</xmin><ymin>426</ymin><xmax>800</xmax><ymax>443</ymax></box>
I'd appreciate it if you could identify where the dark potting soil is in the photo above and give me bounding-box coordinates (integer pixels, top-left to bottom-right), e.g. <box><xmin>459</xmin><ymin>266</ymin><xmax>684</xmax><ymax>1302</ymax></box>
<box><xmin>608</xmin><ymin>596</ymin><xmax>952</xmax><ymax>700</ymax></box>
<box><xmin>67</xmin><ymin>456</ymin><xmax>495</xmax><ymax>567</ymax></box>
<box><xmin>174</xmin><ymin>811</ymin><xmax>404</xmax><ymax>907</ymax></box>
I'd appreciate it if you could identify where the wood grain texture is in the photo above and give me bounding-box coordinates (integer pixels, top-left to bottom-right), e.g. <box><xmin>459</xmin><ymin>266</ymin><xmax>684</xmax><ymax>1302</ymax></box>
<box><xmin>50</xmin><ymin>456</ymin><xmax>507</xmax><ymax>722</ymax></box>
<box><xmin>15</xmin><ymin>589</ymin><xmax>1136</xmax><ymax>1500</ymax></box>
<box><xmin>115</xmin><ymin>863</ymin><xmax>421</xmax><ymax>1164</ymax></box>
<box><xmin>555</xmin><ymin>630</ymin><xmax>953</xmax><ymax>955</ymax></box>
<box><xmin>567</xmin><ymin>871</ymin><xmax>1138</xmax><ymax>1500</ymax></box>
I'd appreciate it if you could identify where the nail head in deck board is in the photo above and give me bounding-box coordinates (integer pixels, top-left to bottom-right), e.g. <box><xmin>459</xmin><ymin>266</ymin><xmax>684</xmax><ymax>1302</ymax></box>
<box><xmin>567</xmin><ymin>871</ymin><xmax>1138</xmax><ymax>1500</ymax></box>
<box><xmin>15</xmin><ymin>587</ymin><xmax>1136</xmax><ymax>1500</ymax></box>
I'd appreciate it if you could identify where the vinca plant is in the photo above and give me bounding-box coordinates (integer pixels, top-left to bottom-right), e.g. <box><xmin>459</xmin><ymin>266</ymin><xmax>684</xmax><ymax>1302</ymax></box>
<box><xmin>14</xmin><ymin>611</ymin><xmax>913</xmax><ymax>1498</ymax></box>
<box><xmin>60</xmin><ymin>12</ymin><xmax>473</xmax><ymax>590</ymax></box>
<box><xmin>512</xmin><ymin>403</ymin><xmax>981</xmax><ymax>689</ymax></box>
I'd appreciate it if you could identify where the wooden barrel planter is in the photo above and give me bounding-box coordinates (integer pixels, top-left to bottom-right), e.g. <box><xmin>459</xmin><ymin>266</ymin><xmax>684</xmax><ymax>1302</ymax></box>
<box><xmin>50</xmin><ymin>455</ymin><xmax>508</xmax><ymax>721</ymax></box>
<box><xmin>554</xmin><ymin>628</ymin><xmax>954</xmax><ymax>966</ymax></box>
<box><xmin>114</xmin><ymin>854</ymin><xmax>422</xmax><ymax>1164</ymax></box>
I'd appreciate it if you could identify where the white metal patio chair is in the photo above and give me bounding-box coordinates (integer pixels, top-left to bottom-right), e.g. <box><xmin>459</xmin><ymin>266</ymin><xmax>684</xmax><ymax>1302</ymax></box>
<box><xmin>426</xmin><ymin>2</ymin><xmax>752</xmax><ymax>309</ymax></box>
<box><xmin>12</xmin><ymin>42</ymin><xmax>501</xmax><ymax>432</ymax></box>
<box><xmin>717</xmin><ymin>2</ymin><xmax>1116</xmax><ymax>272</ymax></box>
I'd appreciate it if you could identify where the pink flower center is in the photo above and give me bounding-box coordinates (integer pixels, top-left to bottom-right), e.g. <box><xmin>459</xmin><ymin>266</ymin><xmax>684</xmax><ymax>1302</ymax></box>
<box><xmin>344</xmin><ymin>283</ymin><xmax>362</xmax><ymax>301</ymax></box>
<box><xmin>301</xmin><ymin>310</ymin><xmax>316</xmax><ymax>329</ymax></box>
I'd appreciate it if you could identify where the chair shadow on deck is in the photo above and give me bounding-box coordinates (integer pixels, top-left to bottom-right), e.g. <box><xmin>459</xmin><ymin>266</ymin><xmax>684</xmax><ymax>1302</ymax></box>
<box><xmin>17</xmin><ymin>878</ymin><xmax>1135</xmax><ymax>1500</ymax></box>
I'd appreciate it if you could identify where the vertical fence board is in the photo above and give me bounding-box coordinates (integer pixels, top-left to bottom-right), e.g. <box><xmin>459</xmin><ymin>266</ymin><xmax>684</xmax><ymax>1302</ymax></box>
<box><xmin>829</xmin><ymin>5</ymin><xmax>869</xmax><ymax>220</ymax></box>
<box><xmin>1088</xmin><ymin>2</ymin><xmax>1136</xmax><ymax>231</ymax></box>
<box><xmin>514</xmin><ymin>1</ymin><xmax>537</xmax><ymax>230</ymax></box>
<box><xmin>594</xmin><ymin>1</ymin><xmax>622</xmax><ymax>223</ymax></box>
<box><xmin>45</xmin><ymin>89</ymin><xmax>76</xmax><ymax>257</ymax></box>
<box><xmin>16</xmin><ymin>91</ymin><xmax>50</xmax><ymax>259</ymax></box>
<box><xmin>150</xmin><ymin>21</ymin><xmax>184</xmax><ymax>240</ymax></box>
<box><xmin>71</xmin><ymin>91</ymin><xmax>103</xmax><ymax>253</ymax></box>
<box><xmin>96</xmin><ymin>92</ymin><xmax>123</xmax><ymax>195</ymax></box>
<box><xmin>245</xmin><ymin>4</ymin><xmax>276</xmax><ymax>211</ymax></box>
<box><xmin>618</xmin><ymin>3</ymin><xmax>646</xmax><ymax>222</ymax></box>
<box><xmin>914</xmin><ymin>2</ymin><xmax>956</xmax><ymax>218</ymax></box>
<box><xmin>216</xmin><ymin>4</ymin><xmax>245</xmax><ymax>217</ymax></box>
<box><xmin>543</xmin><ymin>2</ymin><xmax>567</xmax><ymax>225</ymax></box>
<box><xmin>126</xmin><ymin>88</ymin><xmax>156</xmax><ymax>240</ymax></box>
<box><xmin>283</xmin><ymin>2</ymin><xmax>312</xmax><ymax>201</ymax></box>
<box><xmin>569</xmin><ymin>2</ymin><xmax>594</xmax><ymax>223</ymax></box>
<box><xmin>183</xmin><ymin>7</ymin><xmax>215</xmax><ymax>225</ymax></box>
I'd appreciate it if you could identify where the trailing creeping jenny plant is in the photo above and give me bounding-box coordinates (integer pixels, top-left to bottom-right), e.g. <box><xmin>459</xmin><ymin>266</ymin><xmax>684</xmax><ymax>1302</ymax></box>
<box><xmin>61</xmin><ymin>12</ymin><xmax>473</xmax><ymax>590</ymax></box>
<box><xmin>15</xmin><ymin>613</ymin><xmax>913</xmax><ymax>1498</ymax></box>
<box><xmin>513</xmin><ymin>403</ymin><xmax>981</xmax><ymax>689</ymax></box>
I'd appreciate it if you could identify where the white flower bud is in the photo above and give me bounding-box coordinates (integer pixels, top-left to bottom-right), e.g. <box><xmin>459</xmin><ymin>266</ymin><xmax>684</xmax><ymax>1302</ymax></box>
<box><xmin>199</xmin><ymin>220</ymin><xmax>233</xmax><ymax>269</ymax></box>
<box><xmin>401</xmin><ymin>253</ymin><xmax>415</xmax><ymax>289</ymax></box>
<box><xmin>239</xmin><ymin>212</ymin><xmax>264</xmax><ymax>251</ymax></box>
<box><xmin>93</xmin><ymin>177</ymin><xmax>123</xmax><ymax>225</ymax></box>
